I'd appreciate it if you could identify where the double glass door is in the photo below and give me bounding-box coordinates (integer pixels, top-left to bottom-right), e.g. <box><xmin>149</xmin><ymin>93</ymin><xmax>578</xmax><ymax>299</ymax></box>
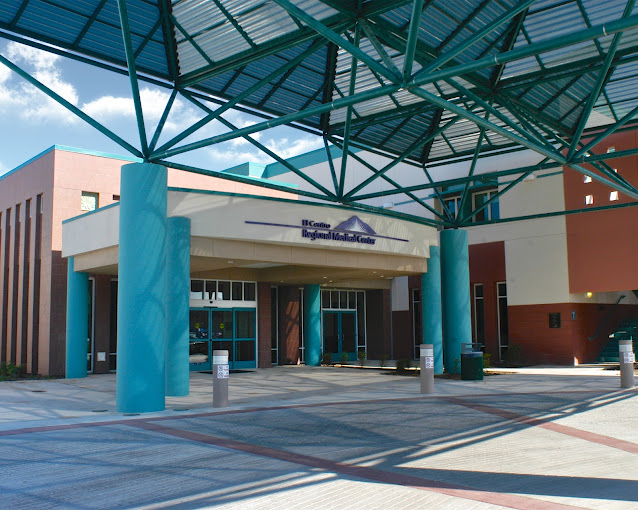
<box><xmin>323</xmin><ymin>311</ymin><xmax>357</xmax><ymax>361</ymax></box>
<box><xmin>189</xmin><ymin>308</ymin><xmax>256</xmax><ymax>370</ymax></box>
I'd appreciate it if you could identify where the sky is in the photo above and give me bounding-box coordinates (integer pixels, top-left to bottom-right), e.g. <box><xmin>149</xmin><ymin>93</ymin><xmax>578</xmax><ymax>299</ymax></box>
<box><xmin>0</xmin><ymin>40</ymin><xmax>324</xmax><ymax>176</ymax></box>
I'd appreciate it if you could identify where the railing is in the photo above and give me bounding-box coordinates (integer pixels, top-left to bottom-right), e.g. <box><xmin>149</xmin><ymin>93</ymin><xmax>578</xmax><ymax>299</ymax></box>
<box><xmin>588</xmin><ymin>295</ymin><xmax>626</xmax><ymax>341</ymax></box>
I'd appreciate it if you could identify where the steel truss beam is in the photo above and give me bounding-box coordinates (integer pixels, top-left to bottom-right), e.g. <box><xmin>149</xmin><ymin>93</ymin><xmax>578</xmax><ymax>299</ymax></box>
<box><xmin>0</xmin><ymin>51</ymin><xmax>143</xmax><ymax>158</ymax></box>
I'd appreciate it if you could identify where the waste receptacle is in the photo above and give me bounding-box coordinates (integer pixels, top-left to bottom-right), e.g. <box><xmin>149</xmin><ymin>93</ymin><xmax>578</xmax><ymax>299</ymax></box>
<box><xmin>461</xmin><ymin>350</ymin><xmax>484</xmax><ymax>380</ymax></box>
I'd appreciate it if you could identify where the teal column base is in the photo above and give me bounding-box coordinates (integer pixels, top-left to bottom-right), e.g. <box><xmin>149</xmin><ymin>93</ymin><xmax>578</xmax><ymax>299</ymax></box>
<box><xmin>441</xmin><ymin>229</ymin><xmax>471</xmax><ymax>374</ymax></box>
<box><xmin>422</xmin><ymin>245</ymin><xmax>443</xmax><ymax>375</ymax></box>
<box><xmin>116</xmin><ymin>163</ymin><xmax>167</xmax><ymax>413</ymax></box>
<box><xmin>65</xmin><ymin>256</ymin><xmax>89</xmax><ymax>378</ymax></box>
<box><xmin>304</xmin><ymin>284</ymin><xmax>321</xmax><ymax>366</ymax></box>
<box><xmin>166</xmin><ymin>216</ymin><xmax>191</xmax><ymax>397</ymax></box>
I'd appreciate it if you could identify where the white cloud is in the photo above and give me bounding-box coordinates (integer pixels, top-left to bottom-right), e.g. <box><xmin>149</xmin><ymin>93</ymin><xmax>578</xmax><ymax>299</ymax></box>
<box><xmin>0</xmin><ymin>42</ymin><xmax>78</xmax><ymax>123</ymax></box>
<box><xmin>206</xmin><ymin>135</ymin><xmax>323</xmax><ymax>169</ymax></box>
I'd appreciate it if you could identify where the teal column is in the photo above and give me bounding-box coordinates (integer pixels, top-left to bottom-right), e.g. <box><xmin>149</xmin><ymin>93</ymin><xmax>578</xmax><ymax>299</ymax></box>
<box><xmin>421</xmin><ymin>245</ymin><xmax>443</xmax><ymax>375</ymax></box>
<box><xmin>65</xmin><ymin>256</ymin><xmax>89</xmax><ymax>378</ymax></box>
<box><xmin>166</xmin><ymin>216</ymin><xmax>191</xmax><ymax>397</ymax></box>
<box><xmin>304</xmin><ymin>284</ymin><xmax>321</xmax><ymax>366</ymax></box>
<box><xmin>116</xmin><ymin>163</ymin><xmax>167</xmax><ymax>413</ymax></box>
<box><xmin>440</xmin><ymin>229</ymin><xmax>471</xmax><ymax>374</ymax></box>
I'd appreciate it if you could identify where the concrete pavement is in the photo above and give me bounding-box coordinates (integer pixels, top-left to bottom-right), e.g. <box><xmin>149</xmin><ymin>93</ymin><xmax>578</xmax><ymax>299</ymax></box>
<box><xmin>1</xmin><ymin>365</ymin><xmax>637</xmax><ymax>509</ymax></box>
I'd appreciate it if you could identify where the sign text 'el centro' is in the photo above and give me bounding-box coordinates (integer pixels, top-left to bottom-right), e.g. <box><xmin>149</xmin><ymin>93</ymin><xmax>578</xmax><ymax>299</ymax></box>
<box><xmin>301</xmin><ymin>219</ymin><xmax>376</xmax><ymax>245</ymax></box>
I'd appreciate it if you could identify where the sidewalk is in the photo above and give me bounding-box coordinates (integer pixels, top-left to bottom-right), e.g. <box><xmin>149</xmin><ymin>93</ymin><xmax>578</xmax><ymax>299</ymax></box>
<box><xmin>1</xmin><ymin>366</ymin><xmax>637</xmax><ymax>509</ymax></box>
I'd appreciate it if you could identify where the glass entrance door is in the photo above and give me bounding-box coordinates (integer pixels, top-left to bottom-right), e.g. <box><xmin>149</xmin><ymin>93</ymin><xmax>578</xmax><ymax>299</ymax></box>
<box><xmin>323</xmin><ymin>311</ymin><xmax>357</xmax><ymax>361</ymax></box>
<box><xmin>190</xmin><ymin>308</ymin><xmax>256</xmax><ymax>370</ymax></box>
<box><xmin>189</xmin><ymin>309</ymin><xmax>211</xmax><ymax>370</ymax></box>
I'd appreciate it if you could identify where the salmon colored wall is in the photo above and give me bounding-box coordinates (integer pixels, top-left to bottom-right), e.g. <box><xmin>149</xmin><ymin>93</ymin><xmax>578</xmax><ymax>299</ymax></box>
<box><xmin>508</xmin><ymin>302</ymin><xmax>638</xmax><ymax>364</ymax></box>
<box><xmin>564</xmin><ymin>130</ymin><xmax>638</xmax><ymax>293</ymax></box>
<box><xmin>392</xmin><ymin>310</ymin><xmax>412</xmax><ymax>359</ymax></box>
<box><xmin>469</xmin><ymin>242</ymin><xmax>506</xmax><ymax>357</ymax></box>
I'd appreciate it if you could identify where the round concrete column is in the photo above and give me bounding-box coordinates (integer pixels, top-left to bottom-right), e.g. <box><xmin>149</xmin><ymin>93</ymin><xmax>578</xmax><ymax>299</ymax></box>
<box><xmin>440</xmin><ymin>229</ymin><xmax>471</xmax><ymax>374</ymax></box>
<box><xmin>65</xmin><ymin>256</ymin><xmax>89</xmax><ymax>379</ymax></box>
<box><xmin>116</xmin><ymin>162</ymin><xmax>167</xmax><ymax>413</ymax></box>
<box><xmin>421</xmin><ymin>245</ymin><xmax>443</xmax><ymax>375</ymax></box>
<box><xmin>304</xmin><ymin>284</ymin><xmax>321</xmax><ymax>366</ymax></box>
<box><xmin>166</xmin><ymin>216</ymin><xmax>191</xmax><ymax>397</ymax></box>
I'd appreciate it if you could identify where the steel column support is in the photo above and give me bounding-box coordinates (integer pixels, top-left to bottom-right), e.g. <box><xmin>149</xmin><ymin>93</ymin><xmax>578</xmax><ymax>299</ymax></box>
<box><xmin>116</xmin><ymin>162</ymin><xmax>167</xmax><ymax>413</ymax></box>
<box><xmin>440</xmin><ymin>229</ymin><xmax>471</xmax><ymax>374</ymax></box>
<box><xmin>422</xmin><ymin>246</ymin><xmax>443</xmax><ymax>375</ymax></box>
<box><xmin>304</xmin><ymin>284</ymin><xmax>321</xmax><ymax>366</ymax></box>
<box><xmin>165</xmin><ymin>216</ymin><xmax>191</xmax><ymax>397</ymax></box>
<box><xmin>117</xmin><ymin>0</ymin><xmax>149</xmax><ymax>157</ymax></box>
<box><xmin>65</xmin><ymin>257</ymin><xmax>89</xmax><ymax>379</ymax></box>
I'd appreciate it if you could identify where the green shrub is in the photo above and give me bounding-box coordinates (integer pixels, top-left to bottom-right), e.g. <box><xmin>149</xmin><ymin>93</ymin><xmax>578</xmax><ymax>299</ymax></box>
<box><xmin>357</xmin><ymin>350</ymin><xmax>366</xmax><ymax>366</ymax></box>
<box><xmin>396</xmin><ymin>358</ymin><xmax>412</xmax><ymax>373</ymax></box>
<box><xmin>482</xmin><ymin>353</ymin><xmax>492</xmax><ymax>369</ymax></box>
<box><xmin>340</xmin><ymin>352</ymin><xmax>349</xmax><ymax>363</ymax></box>
<box><xmin>379</xmin><ymin>354</ymin><xmax>388</xmax><ymax>368</ymax></box>
<box><xmin>322</xmin><ymin>352</ymin><xmax>333</xmax><ymax>365</ymax></box>
<box><xmin>0</xmin><ymin>363</ymin><xmax>27</xmax><ymax>380</ymax></box>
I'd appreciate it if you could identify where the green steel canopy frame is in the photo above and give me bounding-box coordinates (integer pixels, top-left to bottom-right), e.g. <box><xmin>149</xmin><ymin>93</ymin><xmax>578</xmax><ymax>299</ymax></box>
<box><xmin>3</xmin><ymin>0</ymin><xmax>638</xmax><ymax>227</ymax></box>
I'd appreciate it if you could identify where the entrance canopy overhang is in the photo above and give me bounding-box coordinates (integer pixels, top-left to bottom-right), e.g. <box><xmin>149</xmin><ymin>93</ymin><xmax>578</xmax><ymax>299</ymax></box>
<box><xmin>4</xmin><ymin>1</ymin><xmax>638</xmax><ymax>229</ymax></box>
<box><xmin>62</xmin><ymin>189</ymin><xmax>435</xmax><ymax>285</ymax></box>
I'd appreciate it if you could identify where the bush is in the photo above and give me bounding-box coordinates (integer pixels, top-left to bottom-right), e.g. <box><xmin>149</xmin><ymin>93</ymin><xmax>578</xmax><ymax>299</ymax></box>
<box><xmin>340</xmin><ymin>352</ymin><xmax>349</xmax><ymax>363</ymax></box>
<box><xmin>396</xmin><ymin>358</ymin><xmax>412</xmax><ymax>373</ymax></box>
<box><xmin>322</xmin><ymin>352</ymin><xmax>333</xmax><ymax>365</ymax></box>
<box><xmin>483</xmin><ymin>353</ymin><xmax>492</xmax><ymax>369</ymax></box>
<box><xmin>379</xmin><ymin>354</ymin><xmax>388</xmax><ymax>368</ymax></box>
<box><xmin>503</xmin><ymin>345</ymin><xmax>522</xmax><ymax>366</ymax></box>
<box><xmin>358</xmin><ymin>350</ymin><xmax>366</xmax><ymax>366</ymax></box>
<box><xmin>0</xmin><ymin>363</ymin><xmax>27</xmax><ymax>380</ymax></box>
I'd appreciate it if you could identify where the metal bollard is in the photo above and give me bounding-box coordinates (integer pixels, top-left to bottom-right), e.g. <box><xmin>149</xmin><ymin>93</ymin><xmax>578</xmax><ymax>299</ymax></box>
<box><xmin>213</xmin><ymin>349</ymin><xmax>229</xmax><ymax>407</ymax></box>
<box><xmin>420</xmin><ymin>343</ymin><xmax>434</xmax><ymax>394</ymax></box>
<box><xmin>619</xmin><ymin>340</ymin><xmax>635</xmax><ymax>389</ymax></box>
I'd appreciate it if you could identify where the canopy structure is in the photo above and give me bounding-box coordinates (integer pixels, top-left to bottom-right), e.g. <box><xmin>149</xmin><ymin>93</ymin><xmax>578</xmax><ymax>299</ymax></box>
<box><xmin>3</xmin><ymin>0</ymin><xmax>638</xmax><ymax>228</ymax></box>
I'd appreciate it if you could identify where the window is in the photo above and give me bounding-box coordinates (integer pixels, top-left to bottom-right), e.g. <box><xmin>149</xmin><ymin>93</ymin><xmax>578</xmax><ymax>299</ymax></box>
<box><xmin>610</xmin><ymin>191</ymin><xmax>619</xmax><ymax>201</ymax></box>
<box><xmin>473</xmin><ymin>284</ymin><xmax>485</xmax><ymax>346</ymax></box>
<box><xmin>585</xmin><ymin>194</ymin><xmax>594</xmax><ymax>205</ymax></box>
<box><xmin>113</xmin><ymin>194</ymin><xmax>120</xmax><ymax>201</ymax></box>
<box><xmin>81</xmin><ymin>192</ymin><xmax>98</xmax><ymax>211</ymax></box>
<box><xmin>607</xmin><ymin>146</ymin><xmax>616</xmax><ymax>153</ymax></box>
<box><xmin>190</xmin><ymin>279</ymin><xmax>257</xmax><ymax>303</ymax></box>
<box><xmin>584</xmin><ymin>176</ymin><xmax>592</xmax><ymax>183</ymax></box>
<box><xmin>497</xmin><ymin>282</ymin><xmax>509</xmax><ymax>360</ymax></box>
<box><xmin>472</xmin><ymin>188</ymin><xmax>499</xmax><ymax>222</ymax></box>
<box><xmin>442</xmin><ymin>195</ymin><xmax>461</xmax><ymax>217</ymax></box>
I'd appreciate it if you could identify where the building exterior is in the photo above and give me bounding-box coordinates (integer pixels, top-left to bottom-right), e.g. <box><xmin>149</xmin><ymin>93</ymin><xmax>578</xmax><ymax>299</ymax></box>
<box><xmin>3</xmin><ymin>131</ymin><xmax>638</xmax><ymax>379</ymax></box>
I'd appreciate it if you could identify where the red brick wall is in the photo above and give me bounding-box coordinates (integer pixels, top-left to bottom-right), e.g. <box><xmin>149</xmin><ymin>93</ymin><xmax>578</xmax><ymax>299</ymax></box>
<box><xmin>392</xmin><ymin>310</ymin><xmax>413</xmax><ymax>359</ymax></box>
<box><xmin>564</xmin><ymin>129</ymin><xmax>638</xmax><ymax>293</ymax></box>
<box><xmin>469</xmin><ymin>242</ymin><xmax>506</xmax><ymax>358</ymax></box>
<box><xmin>257</xmin><ymin>282</ymin><xmax>272</xmax><ymax>369</ymax></box>
<box><xmin>366</xmin><ymin>289</ymin><xmax>392</xmax><ymax>359</ymax></box>
<box><xmin>508</xmin><ymin>302</ymin><xmax>638</xmax><ymax>364</ymax></box>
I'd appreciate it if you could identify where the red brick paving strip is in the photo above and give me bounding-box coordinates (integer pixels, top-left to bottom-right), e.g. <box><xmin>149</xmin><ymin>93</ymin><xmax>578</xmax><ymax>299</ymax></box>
<box><xmin>126</xmin><ymin>420</ymin><xmax>584</xmax><ymax>510</ymax></box>
<box><xmin>444</xmin><ymin>397</ymin><xmax>638</xmax><ymax>455</ymax></box>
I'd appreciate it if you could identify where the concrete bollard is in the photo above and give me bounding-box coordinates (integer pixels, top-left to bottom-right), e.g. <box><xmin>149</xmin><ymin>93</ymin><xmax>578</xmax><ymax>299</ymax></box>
<box><xmin>420</xmin><ymin>343</ymin><xmax>434</xmax><ymax>394</ymax></box>
<box><xmin>619</xmin><ymin>340</ymin><xmax>635</xmax><ymax>389</ymax></box>
<box><xmin>213</xmin><ymin>350</ymin><xmax>229</xmax><ymax>408</ymax></box>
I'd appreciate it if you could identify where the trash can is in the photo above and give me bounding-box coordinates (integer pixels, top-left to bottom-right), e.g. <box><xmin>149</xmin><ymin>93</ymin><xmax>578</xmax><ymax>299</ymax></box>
<box><xmin>461</xmin><ymin>351</ymin><xmax>484</xmax><ymax>380</ymax></box>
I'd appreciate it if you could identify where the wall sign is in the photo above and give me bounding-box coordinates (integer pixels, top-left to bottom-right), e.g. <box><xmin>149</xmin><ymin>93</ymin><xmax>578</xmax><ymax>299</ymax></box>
<box><xmin>246</xmin><ymin>215</ymin><xmax>409</xmax><ymax>246</ymax></box>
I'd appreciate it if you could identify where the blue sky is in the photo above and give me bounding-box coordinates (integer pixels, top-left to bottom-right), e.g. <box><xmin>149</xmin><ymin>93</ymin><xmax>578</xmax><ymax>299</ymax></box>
<box><xmin>0</xmin><ymin>41</ymin><xmax>323</xmax><ymax>176</ymax></box>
